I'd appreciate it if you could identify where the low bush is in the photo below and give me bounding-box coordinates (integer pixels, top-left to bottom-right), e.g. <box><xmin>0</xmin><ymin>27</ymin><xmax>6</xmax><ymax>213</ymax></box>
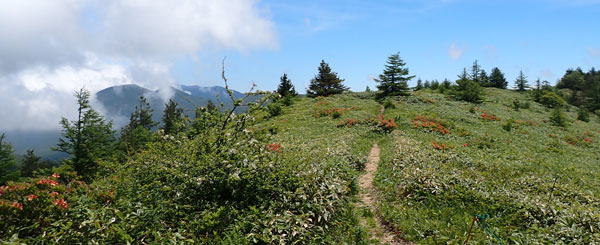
<box><xmin>539</xmin><ymin>91</ymin><xmax>566</xmax><ymax>108</ymax></box>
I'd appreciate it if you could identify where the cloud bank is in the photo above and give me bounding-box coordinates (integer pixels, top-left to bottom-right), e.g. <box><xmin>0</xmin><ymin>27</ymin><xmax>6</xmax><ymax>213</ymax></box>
<box><xmin>0</xmin><ymin>0</ymin><xmax>276</xmax><ymax>131</ymax></box>
<box><xmin>448</xmin><ymin>42</ymin><xmax>465</xmax><ymax>60</ymax></box>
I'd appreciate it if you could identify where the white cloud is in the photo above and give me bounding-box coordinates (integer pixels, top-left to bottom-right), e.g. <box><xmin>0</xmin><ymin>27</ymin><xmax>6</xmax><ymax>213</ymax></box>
<box><xmin>448</xmin><ymin>42</ymin><xmax>465</xmax><ymax>60</ymax></box>
<box><xmin>0</xmin><ymin>0</ymin><xmax>277</xmax><ymax>131</ymax></box>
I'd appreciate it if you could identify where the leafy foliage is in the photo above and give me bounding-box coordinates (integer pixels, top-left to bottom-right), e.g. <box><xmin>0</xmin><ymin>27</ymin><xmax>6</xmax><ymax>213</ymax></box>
<box><xmin>0</xmin><ymin>134</ymin><xmax>18</xmax><ymax>184</ymax></box>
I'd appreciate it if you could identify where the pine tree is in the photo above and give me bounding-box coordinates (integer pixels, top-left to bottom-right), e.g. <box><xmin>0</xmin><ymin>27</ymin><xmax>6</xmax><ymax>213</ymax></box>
<box><xmin>0</xmin><ymin>133</ymin><xmax>18</xmax><ymax>184</ymax></box>
<box><xmin>20</xmin><ymin>149</ymin><xmax>51</xmax><ymax>178</ymax></box>
<box><xmin>533</xmin><ymin>79</ymin><xmax>543</xmax><ymax>102</ymax></box>
<box><xmin>453</xmin><ymin>68</ymin><xmax>483</xmax><ymax>103</ymax></box>
<box><xmin>439</xmin><ymin>79</ymin><xmax>452</xmax><ymax>93</ymax></box>
<box><xmin>470</xmin><ymin>60</ymin><xmax>482</xmax><ymax>84</ymax></box>
<box><xmin>365</xmin><ymin>86</ymin><xmax>371</xmax><ymax>92</ymax></box>
<box><xmin>307</xmin><ymin>60</ymin><xmax>347</xmax><ymax>97</ymax></box>
<box><xmin>415</xmin><ymin>79</ymin><xmax>423</xmax><ymax>91</ymax></box>
<box><xmin>515</xmin><ymin>70</ymin><xmax>529</xmax><ymax>91</ymax></box>
<box><xmin>120</xmin><ymin>96</ymin><xmax>157</xmax><ymax>156</ymax></box>
<box><xmin>56</xmin><ymin>89</ymin><xmax>115</xmax><ymax>180</ymax></box>
<box><xmin>489</xmin><ymin>67</ymin><xmax>508</xmax><ymax>89</ymax></box>
<box><xmin>480</xmin><ymin>69</ymin><xmax>490</xmax><ymax>87</ymax></box>
<box><xmin>424</xmin><ymin>80</ymin><xmax>431</xmax><ymax>88</ymax></box>
<box><xmin>375</xmin><ymin>53</ymin><xmax>415</xmax><ymax>97</ymax></box>
<box><xmin>161</xmin><ymin>99</ymin><xmax>185</xmax><ymax>135</ymax></box>
<box><xmin>431</xmin><ymin>80</ymin><xmax>440</xmax><ymax>90</ymax></box>
<box><xmin>276</xmin><ymin>73</ymin><xmax>297</xmax><ymax>98</ymax></box>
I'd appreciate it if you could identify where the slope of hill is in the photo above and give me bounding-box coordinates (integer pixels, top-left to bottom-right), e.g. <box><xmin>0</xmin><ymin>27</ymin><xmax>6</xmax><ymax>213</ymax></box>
<box><xmin>259</xmin><ymin>88</ymin><xmax>600</xmax><ymax>243</ymax></box>
<box><xmin>2</xmin><ymin>88</ymin><xmax>599</xmax><ymax>243</ymax></box>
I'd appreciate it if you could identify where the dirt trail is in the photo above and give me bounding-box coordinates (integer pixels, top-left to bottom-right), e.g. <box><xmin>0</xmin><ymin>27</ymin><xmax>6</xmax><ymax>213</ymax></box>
<box><xmin>358</xmin><ymin>144</ymin><xmax>410</xmax><ymax>244</ymax></box>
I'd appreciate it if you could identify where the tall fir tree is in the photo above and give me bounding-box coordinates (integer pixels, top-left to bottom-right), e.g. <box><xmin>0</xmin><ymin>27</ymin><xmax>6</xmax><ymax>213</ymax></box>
<box><xmin>161</xmin><ymin>99</ymin><xmax>185</xmax><ymax>135</ymax></box>
<box><xmin>480</xmin><ymin>69</ymin><xmax>490</xmax><ymax>87</ymax></box>
<box><xmin>0</xmin><ymin>133</ymin><xmax>18</xmax><ymax>184</ymax></box>
<box><xmin>375</xmin><ymin>53</ymin><xmax>415</xmax><ymax>96</ymax></box>
<box><xmin>56</xmin><ymin>89</ymin><xmax>115</xmax><ymax>180</ymax></box>
<box><xmin>515</xmin><ymin>70</ymin><xmax>529</xmax><ymax>91</ymax></box>
<box><xmin>489</xmin><ymin>67</ymin><xmax>508</xmax><ymax>89</ymax></box>
<box><xmin>276</xmin><ymin>73</ymin><xmax>297</xmax><ymax>98</ymax></box>
<box><xmin>470</xmin><ymin>60</ymin><xmax>482</xmax><ymax>84</ymax></box>
<box><xmin>120</xmin><ymin>96</ymin><xmax>157</xmax><ymax>156</ymax></box>
<box><xmin>307</xmin><ymin>60</ymin><xmax>347</xmax><ymax>97</ymax></box>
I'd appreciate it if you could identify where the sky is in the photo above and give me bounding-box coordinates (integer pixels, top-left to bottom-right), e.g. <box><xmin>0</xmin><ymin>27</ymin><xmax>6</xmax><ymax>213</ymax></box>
<box><xmin>0</xmin><ymin>0</ymin><xmax>599</xmax><ymax>131</ymax></box>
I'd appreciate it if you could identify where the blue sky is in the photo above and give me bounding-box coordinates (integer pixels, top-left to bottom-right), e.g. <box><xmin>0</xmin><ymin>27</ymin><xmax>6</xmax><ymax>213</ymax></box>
<box><xmin>172</xmin><ymin>0</ymin><xmax>600</xmax><ymax>92</ymax></box>
<box><xmin>1</xmin><ymin>0</ymin><xmax>599</xmax><ymax>131</ymax></box>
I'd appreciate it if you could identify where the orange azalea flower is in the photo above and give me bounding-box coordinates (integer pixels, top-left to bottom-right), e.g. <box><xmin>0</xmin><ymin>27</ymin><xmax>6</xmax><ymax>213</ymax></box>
<box><xmin>266</xmin><ymin>143</ymin><xmax>283</xmax><ymax>152</ymax></box>
<box><xmin>37</xmin><ymin>179</ymin><xmax>59</xmax><ymax>186</ymax></box>
<box><xmin>26</xmin><ymin>194</ymin><xmax>38</xmax><ymax>201</ymax></box>
<box><xmin>11</xmin><ymin>202</ymin><xmax>23</xmax><ymax>210</ymax></box>
<box><xmin>49</xmin><ymin>191</ymin><xmax>59</xmax><ymax>197</ymax></box>
<box><xmin>51</xmin><ymin>173</ymin><xmax>61</xmax><ymax>179</ymax></box>
<box><xmin>53</xmin><ymin>199</ymin><xmax>69</xmax><ymax>209</ymax></box>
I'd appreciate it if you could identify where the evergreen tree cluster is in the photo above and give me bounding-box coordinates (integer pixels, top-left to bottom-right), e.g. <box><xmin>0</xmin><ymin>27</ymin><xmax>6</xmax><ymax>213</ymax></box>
<box><xmin>556</xmin><ymin>68</ymin><xmax>600</xmax><ymax>112</ymax></box>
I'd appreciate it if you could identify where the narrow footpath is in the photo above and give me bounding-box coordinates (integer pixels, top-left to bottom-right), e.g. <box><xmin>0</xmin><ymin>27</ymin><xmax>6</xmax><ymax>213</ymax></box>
<box><xmin>358</xmin><ymin>143</ymin><xmax>410</xmax><ymax>244</ymax></box>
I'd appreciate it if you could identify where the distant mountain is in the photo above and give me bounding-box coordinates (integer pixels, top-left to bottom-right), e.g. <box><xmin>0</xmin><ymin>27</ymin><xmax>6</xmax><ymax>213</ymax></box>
<box><xmin>6</xmin><ymin>84</ymin><xmax>253</xmax><ymax>161</ymax></box>
<box><xmin>95</xmin><ymin>84</ymin><xmax>249</xmax><ymax>126</ymax></box>
<box><xmin>179</xmin><ymin>85</ymin><xmax>245</xmax><ymax>102</ymax></box>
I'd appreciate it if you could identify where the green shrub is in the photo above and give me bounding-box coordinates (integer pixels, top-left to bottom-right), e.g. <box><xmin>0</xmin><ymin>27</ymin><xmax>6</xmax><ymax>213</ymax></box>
<box><xmin>383</xmin><ymin>99</ymin><xmax>396</xmax><ymax>109</ymax></box>
<box><xmin>452</xmin><ymin>80</ymin><xmax>483</xmax><ymax>103</ymax></box>
<box><xmin>550</xmin><ymin>108</ymin><xmax>568</xmax><ymax>127</ymax></box>
<box><xmin>577</xmin><ymin>108</ymin><xmax>590</xmax><ymax>122</ymax></box>
<box><xmin>267</xmin><ymin>102</ymin><xmax>283</xmax><ymax>117</ymax></box>
<box><xmin>502</xmin><ymin>119</ymin><xmax>515</xmax><ymax>132</ymax></box>
<box><xmin>539</xmin><ymin>91</ymin><xmax>566</xmax><ymax>108</ymax></box>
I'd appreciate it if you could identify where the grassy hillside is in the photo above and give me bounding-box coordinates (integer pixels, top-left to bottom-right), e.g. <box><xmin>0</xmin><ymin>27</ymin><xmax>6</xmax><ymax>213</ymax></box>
<box><xmin>2</xmin><ymin>88</ymin><xmax>598</xmax><ymax>243</ymax></box>
<box><xmin>265</xmin><ymin>88</ymin><xmax>600</xmax><ymax>243</ymax></box>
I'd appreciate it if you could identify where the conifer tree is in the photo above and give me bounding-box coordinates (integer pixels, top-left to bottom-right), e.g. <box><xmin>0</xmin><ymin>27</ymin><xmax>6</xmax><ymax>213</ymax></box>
<box><xmin>515</xmin><ymin>70</ymin><xmax>529</xmax><ymax>91</ymax></box>
<box><xmin>489</xmin><ymin>67</ymin><xmax>508</xmax><ymax>89</ymax></box>
<box><xmin>470</xmin><ymin>60</ymin><xmax>482</xmax><ymax>84</ymax></box>
<box><xmin>453</xmin><ymin>68</ymin><xmax>483</xmax><ymax>103</ymax></box>
<box><xmin>20</xmin><ymin>149</ymin><xmax>51</xmax><ymax>177</ymax></box>
<box><xmin>415</xmin><ymin>79</ymin><xmax>423</xmax><ymax>91</ymax></box>
<box><xmin>375</xmin><ymin>53</ymin><xmax>414</xmax><ymax>96</ymax></box>
<box><xmin>307</xmin><ymin>60</ymin><xmax>347</xmax><ymax>97</ymax></box>
<box><xmin>276</xmin><ymin>73</ymin><xmax>297</xmax><ymax>98</ymax></box>
<box><xmin>424</xmin><ymin>80</ymin><xmax>431</xmax><ymax>88</ymax></box>
<box><xmin>0</xmin><ymin>133</ymin><xmax>18</xmax><ymax>184</ymax></box>
<box><xmin>56</xmin><ymin>89</ymin><xmax>115</xmax><ymax>179</ymax></box>
<box><xmin>533</xmin><ymin>79</ymin><xmax>543</xmax><ymax>102</ymax></box>
<box><xmin>120</xmin><ymin>96</ymin><xmax>157</xmax><ymax>156</ymax></box>
<box><xmin>439</xmin><ymin>79</ymin><xmax>452</xmax><ymax>93</ymax></box>
<box><xmin>480</xmin><ymin>69</ymin><xmax>490</xmax><ymax>87</ymax></box>
<box><xmin>365</xmin><ymin>86</ymin><xmax>371</xmax><ymax>92</ymax></box>
<box><xmin>161</xmin><ymin>99</ymin><xmax>185</xmax><ymax>135</ymax></box>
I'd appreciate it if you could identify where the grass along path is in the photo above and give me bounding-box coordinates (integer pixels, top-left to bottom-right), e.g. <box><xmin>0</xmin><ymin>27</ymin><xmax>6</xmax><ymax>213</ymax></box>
<box><xmin>358</xmin><ymin>143</ymin><xmax>411</xmax><ymax>245</ymax></box>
